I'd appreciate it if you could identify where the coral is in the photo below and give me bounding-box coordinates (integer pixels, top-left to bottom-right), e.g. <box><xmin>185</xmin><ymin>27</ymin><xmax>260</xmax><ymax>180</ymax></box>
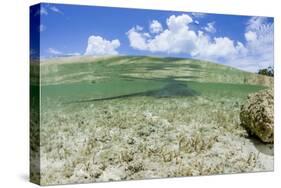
<box><xmin>240</xmin><ymin>89</ymin><xmax>274</xmax><ymax>143</ymax></box>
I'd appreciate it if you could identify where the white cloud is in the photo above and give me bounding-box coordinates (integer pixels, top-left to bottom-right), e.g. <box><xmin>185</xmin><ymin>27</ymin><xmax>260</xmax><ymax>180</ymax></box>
<box><xmin>127</xmin><ymin>14</ymin><xmax>197</xmax><ymax>54</ymax></box>
<box><xmin>148</xmin><ymin>28</ymin><xmax>197</xmax><ymax>54</ymax></box>
<box><xmin>47</xmin><ymin>48</ymin><xmax>81</xmax><ymax>57</ymax></box>
<box><xmin>191</xmin><ymin>12</ymin><xmax>206</xmax><ymax>18</ymax></box>
<box><xmin>35</xmin><ymin>7</ymin><xmax>48</xmax><ymax>16</ymax></box>
<box><xmin>127</xmin><ymin>14</ymin><xmax>273</xmax><ymax>72</ymax></box>
<box><xmin>193</xmin><ymin>36</ymin><xmax>247</xmax><ymax>60</ymax></box>
<box><xmin>150</xmin><ymin>20</ymin><xmax>163</xmax><ymax>34</ymax></box>
<box><xmin>39</xmin><ymin>24</ymin><xmax>46</xmax><ymax>32</ymax></box>
<box><xmin>135</xmin><ymin>25</ymin><xmax>144</xmax><ymax>31</ymax></box>
<box><xmin>240</xmin><ymin>17</ymin><xmax>274</xmax><ymax>71</ymax></box>
<box><xmin>84</xmin><ymin>35</ymin><xmax>120</xmax><ymax>56</ymax></box>
<box><xmin>247</xmin><ymin>17</ymin><xmax>268</xmax><ymax>31</ymax></box>
<box><xmin>203</xmin><ymin>22</ymin><xmax>216</xmax><ymax>33</ymax></box>
<box><xmin>166</xmin><ymin>14</ymin><xmax>193</xmax><ymax>31</ymax></box>
<box><xmin>48</xmin><ymin>48</ymin><xmax>62</xmax><ymax>55</ymax></box>
<box><xmin>35</xmin><ymin>6</ymin><xmax>64</xmax><ymax>16</ymax></box>
<box><xmin>245</xmin><ymin>31</ymin><xmax>257</xmax><ymax>42</ymax></box>
<box><xmin>127</xmin><ymin>27</ymin><xmax>149</xmax><ymax>50</ymax></box>
<box><xmin>194</xmin><ymin>17</ymin><xmax>273</xmax><ymax>72</ymax></box>
<box><xmin>197</xmin><ymin>16</ymin><xmax>273</xmax><ymax>72</ymax></box>
<box><xmin>49</xmin><ymin>6</ymin><xmax>63</xmax><ymax>14</ymax></box>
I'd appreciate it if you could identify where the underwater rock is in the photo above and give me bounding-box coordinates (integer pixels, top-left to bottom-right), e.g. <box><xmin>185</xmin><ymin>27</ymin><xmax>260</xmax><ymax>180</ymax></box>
<box><xmin>240</xmin><ymin>89</ymin><xmax>274</xmax><ymax>143</ymax></box>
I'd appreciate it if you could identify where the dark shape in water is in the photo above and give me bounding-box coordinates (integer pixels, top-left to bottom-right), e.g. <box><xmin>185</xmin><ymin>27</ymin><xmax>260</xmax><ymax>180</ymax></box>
<box><xmin>146</xmin><ymin>81</ymin><xmax>198</xmax><ymax>97</ymax></box>
<box><xmin>68</xmin><ymin>80</ymin><xmax>199</xmax><ymax>103</ymax></box>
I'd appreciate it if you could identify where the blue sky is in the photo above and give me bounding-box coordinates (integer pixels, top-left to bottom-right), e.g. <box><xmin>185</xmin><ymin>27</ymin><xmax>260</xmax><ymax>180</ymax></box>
<box><xmin>30</xmin><ymin>3</ymin><xmax>274</xmax><ymax>72</ymax></box>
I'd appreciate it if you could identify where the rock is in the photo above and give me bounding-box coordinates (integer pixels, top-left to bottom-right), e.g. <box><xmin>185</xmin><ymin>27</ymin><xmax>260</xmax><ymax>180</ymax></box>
<box><xmin>240</xmin><ymin>89</ymin><xmax>274</xmax><ymax>143</ymax></box>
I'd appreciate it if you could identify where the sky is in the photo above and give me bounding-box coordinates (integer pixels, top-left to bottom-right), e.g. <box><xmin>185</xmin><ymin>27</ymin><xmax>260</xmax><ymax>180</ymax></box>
<box><xmin>30</xmin><ymin>3</ymin><xmax>274</xmax><ymax>72</ymax></box>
